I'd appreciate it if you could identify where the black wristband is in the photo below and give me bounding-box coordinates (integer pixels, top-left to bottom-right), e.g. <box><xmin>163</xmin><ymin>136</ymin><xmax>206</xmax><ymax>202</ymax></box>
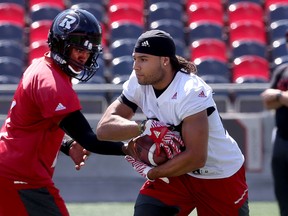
<box><xmin>138</xmin><ymin>120</ymin><xmax>147</xmax><ymax>133</ymax></box>
<box><xmin>60</xmin><ymin>138</ymin><xmax>74</xmax><ymax>156</ymax></box>
<box><xmin>276</xmin><ymin>92</ymin><xmax>282</xmax><ymax>101</ymax></box>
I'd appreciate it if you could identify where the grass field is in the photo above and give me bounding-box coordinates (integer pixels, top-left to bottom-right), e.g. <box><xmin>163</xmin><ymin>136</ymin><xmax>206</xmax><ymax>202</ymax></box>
<box><xmin>66</xmin><ymin>201</ymin><xmax>278</xmax><ymax>216</ymax></box>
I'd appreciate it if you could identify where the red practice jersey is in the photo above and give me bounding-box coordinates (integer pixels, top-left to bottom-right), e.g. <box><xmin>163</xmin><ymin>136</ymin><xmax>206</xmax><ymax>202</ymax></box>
<box><xmin>0</xmin><ymin>54</ymin><xmax>81</xmax><ymax>186</ymax></box>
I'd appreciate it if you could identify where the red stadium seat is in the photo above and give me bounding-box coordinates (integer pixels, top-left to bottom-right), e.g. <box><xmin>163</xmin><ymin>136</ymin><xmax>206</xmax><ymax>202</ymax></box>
<box><xmin>187</xmin><ymin>2</ymin><xmax>224</xmax><ymax>26</ymax></box>
<box><xmin>0</xmin><ymin>3</ymin><xmax>25</xmax><ymax>27</ymax></box>
<box><xmin>190</xmin><ymin>39</ymin><xmax>227</xmax><ymax>62</ymax></box>
<box><xmin>186</xmin><ymin>0</ymin><xmax>222</xmax><ymax>4</ymax></box>
<box><xmin>108</xmin><ymin>0</ymin><xmax>144</xmax><ymax>10</ymax></box>
<box><xmin>28</xmin><ymin>40</ymin><xmax>49</xmax><ymax>64</ymax></box>
<box><xmin>228</xmin><ymin>2</ymin><xmax>264</xmax><ymax>26</ymax></box>
<box><xmin>108</xmin><ymin>3</ymin><xmax>144</xmax><ymax>26</ymax></box>
<box><xmin>232</xmin><ymin>55</ymin><xmax>270</xmax><ymax>83</ymax></box>
<box><xmin>229</xmin><ymin>20</ymin><xmax>266</xmax><ymax>45</ymax></box>
<box><xmin>29</xmin><ymin>20</ymin><xmax>52</xmax><ymax>44</ymax></box>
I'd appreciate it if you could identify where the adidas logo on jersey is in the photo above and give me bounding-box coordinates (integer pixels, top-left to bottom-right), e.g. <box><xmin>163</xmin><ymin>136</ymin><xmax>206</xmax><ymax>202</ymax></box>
<box><xmin>55</xmin><ymin>103</ymin><xmax>66</xmax><ymax>111</ymax></box>
<box><xmin>171</xmin><ymin>92</ymin><xmax>177</xmax><ymax>99</ymax></box>
<box><xmin>141</xmin><ymin>40</ymin><xmax>150</xmax><ymax>47</ymax></box>
<box><xmin>198</xmin><ymin>91</ymin><xmax>206</xmax><ymax>98</ymax></box>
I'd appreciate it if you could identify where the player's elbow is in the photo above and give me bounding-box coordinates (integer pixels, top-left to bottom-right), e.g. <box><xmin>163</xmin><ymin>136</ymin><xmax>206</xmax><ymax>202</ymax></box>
<box><xmin>95</xmin><ymin>126</ymin><xmax>108</xmax><ymax>140</ymax></box>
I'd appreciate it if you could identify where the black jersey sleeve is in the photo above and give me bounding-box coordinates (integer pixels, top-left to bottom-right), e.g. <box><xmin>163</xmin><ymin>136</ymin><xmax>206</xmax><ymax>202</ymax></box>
<box><xmin>59</xmin><ymin>110</ymin><xmax>125</xmax><ymax>156</ymax></box>
<box><xmin>117</xmin><ymin>93</ymin><xmax>138</xmax><ymax>113</ymax></box>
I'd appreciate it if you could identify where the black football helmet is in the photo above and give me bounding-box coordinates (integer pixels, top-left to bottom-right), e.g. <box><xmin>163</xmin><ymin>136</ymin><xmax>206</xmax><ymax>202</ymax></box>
<box><xmin>48</xmin><ymin>8</ymin><xmax>102</xmax><ymax>82</ymax></box>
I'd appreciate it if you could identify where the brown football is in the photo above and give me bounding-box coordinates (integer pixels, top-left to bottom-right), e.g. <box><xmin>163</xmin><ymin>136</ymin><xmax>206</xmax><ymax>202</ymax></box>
<box><xmin>134</xmin><ymin>135</ymin><xmax>168</xmax><ymax>166</ymax></box>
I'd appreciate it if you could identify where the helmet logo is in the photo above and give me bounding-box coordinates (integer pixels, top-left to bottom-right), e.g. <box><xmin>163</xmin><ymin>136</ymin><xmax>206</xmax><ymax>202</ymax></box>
<box><xmin>59</xmin><ymin>15</ymin><xmax>77</xmax><ymax>30</ymax></box>
<box><xmin>84</xmin><ymin>40</ymin><xmax>93</xmax><ymax>50</ymax></box>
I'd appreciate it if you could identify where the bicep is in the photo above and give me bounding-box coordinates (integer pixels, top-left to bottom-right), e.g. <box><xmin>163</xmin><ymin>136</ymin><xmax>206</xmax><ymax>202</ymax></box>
<box><xmin>100</xmin><ymin>99</ymin><xmax>135</xmax><ymax>122</ymax></box>
<box><xmin>181</xmin><ymin>110</ymin><xmax>208</xmax><ymax>163</ymax></box>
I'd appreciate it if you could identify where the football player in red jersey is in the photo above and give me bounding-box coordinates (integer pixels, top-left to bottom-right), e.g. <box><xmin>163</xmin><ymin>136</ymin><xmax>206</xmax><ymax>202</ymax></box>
<box><xmin>0</xmin><ymin>9</ymin><xmax>127</xmax><ymax>216</ymax></box>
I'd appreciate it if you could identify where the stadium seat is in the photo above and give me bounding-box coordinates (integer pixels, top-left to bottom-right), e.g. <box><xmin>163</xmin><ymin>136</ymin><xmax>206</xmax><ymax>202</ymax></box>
<box><xmin>231</xmin><ymin>40</ymin><xmax>267</xmax><ymax>59</ymax></box>
<box><xmin>0</xmin><ymin>75</ymin><xmax>21</xmax><ymax>84</ymax></box>
<box><xmin>111</xmin><ymin>74</ymin><xmax>130</xmax><ymax>85</ymax></box>
<box><xmin>229</xmin><ymin>20</ymin><xmax>266</xmax><ymax>45</ymax></box>
<box><xmin>110</xmin><ymin>55</ymin><xmax>134</xmax><ymax>77</ymax></box>
<box><xmin>71</xmin><ymin>3</ymin><xmax>105</xmax><ymax>23</ymax></box>
<box><xmin>186</xmin><ymin>0</ymin><xmax>222</xmax><ymax>5</ymax></box>
<box><xmin>0</xmin><ymin>22</ymin><xmax>24</xmax><ymax>43</ymax></box>
<box><xmin>29</xmin><ymin>0</ymin><xmax>65</xmax><ymax>9</ymax></box>
<box><xmin>265</xmin><ymin>0</ymin><xmax>288</xmax><ymax>8</ymax></box>
<box><xmin>190</xmin><ymin>38</ymin><xmax>227</xmax><ymax>62</ymax></box>
<box><xmin>147</xmin><ymin>0</ymin><xmax>184</xmax><ymax>5</ymax></box>
<box><xmin>267</xmin><ymin>4</ymin><xmax>288</xmax><ymax>24</ymax></box>
<box><xmin>232</xmin><ymin>55</ymin><xmax>270</xmax><ymax>83</ymax></box>
<box><xmin>147</xmin><ymin>2</ymin><xmax>183</xmax><ymax>25</ymax></box>
<box><xmin>0</xmin><ymin>56</ymin><xmax>24</xmax><ymax>78</ymax></box>
<box><xmin>0</xmin><ymin>3</ymin><xmax>25</xmax><ymax>27</ymax></box>
<box><xmin>226</xmin><ymin>0</ymin><xmax>263</xmax><ymax>5</ymax></box>
<box><xmin>268</xmin><ymin>20</ymin><xmax>288</xmax><ymax>43</ymax></box>
<box><xmin>188</xmin><ymin>21</ymin><xmax>224</xmax><ymax>43</ymax></box>
<box><xmin>271</xmin><ymin>38</ymin><xmax>288</xmax><ymax>60</ymax></box>
<box><xmin>110</xmin><ymin>38</ymin><xmax>137</xmax><ymax>58</ymax></box>
<box><xmin>174</xmin><ymin>39</ymin><xmax>188</xmax><ymax>57</ymax></box>
<box><xmin>69</xmin><ymin>0</ymin><xmax>106</xmax><ymax>5</ymax></box>
<box><xmin>29</xmin><ymin>20</ymin><xmax>52</xmax><ymax>44</ymax></box>
<box><xmin>149</xmin><ymin>19</ymin><xmax>185</xmax><ymax>42</ymax></box>
<box><xmin>108</xmin><ymin>3</ymin><xmax>144</xmax><ymax>26</ymax></box>
<box><xmin>108</xmin><ymin>0</ymin><xmax>145</xmax><ymax>10</ymax></box>
<box><xmin>28</xmin><ymin>40</ymin><xmax>49</xmax><ymax>64</ymax></box>
<box><xmin>3</xmin><ymin>0</ymin><xmax>25</xmax><ymax>7</ymax></box>
<box><xmin>194</xmin><ymin>58</ymin><xmax>231</xmax><ymax>82</ymax></box>
<box><xmin>109</xmin><ymin>21</ymin><xmax>144</xmax><ymax>42</ymax></box>
<box><xmin>30</xmin><ymin>3</ymin><xmax>63</xmax><ymax>23</ymax></box>
<box><xmin>0</xmin><ymin>40</ymin><xmax>25</xmax><ymax>61</ymax></box>
<box><xmin>228</xmin><ymin>2</ymin><xmax>264</xmax><ymax>26</ymax></box>
<box><xmin>187</xmin><ymin>2</ymin><xmax>224</xmax><ymax>26</ymax></box>
<box><xmin>273</xmin><ymin>55</ymin><xmax>288</xmax><ymax>70</ymax></box>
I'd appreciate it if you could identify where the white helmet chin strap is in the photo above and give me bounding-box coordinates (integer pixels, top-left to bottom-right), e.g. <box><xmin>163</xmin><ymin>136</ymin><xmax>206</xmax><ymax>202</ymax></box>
<box><xmin>68</xmin><ymin>64</ymin><xmax>82</xmax><ymax>75</ymax></box>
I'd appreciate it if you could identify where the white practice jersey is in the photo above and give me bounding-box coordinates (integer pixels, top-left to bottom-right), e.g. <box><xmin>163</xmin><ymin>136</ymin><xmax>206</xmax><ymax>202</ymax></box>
<box><xmin>123</xmin><ymin>71</ymin><xmax>244</xmax><ymax>179</ymax></box>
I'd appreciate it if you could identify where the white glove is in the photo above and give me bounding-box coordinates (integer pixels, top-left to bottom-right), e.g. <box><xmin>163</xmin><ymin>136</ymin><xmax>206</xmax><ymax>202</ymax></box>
<box><xmin>125</xmin><ymin>155</ymin><xmax>169</xmax><ymax>183</ymax></box>
<box><xmin>142</xmin><ymin>120</ymin><xmax>184</xmax><ymax>159</ymax></box>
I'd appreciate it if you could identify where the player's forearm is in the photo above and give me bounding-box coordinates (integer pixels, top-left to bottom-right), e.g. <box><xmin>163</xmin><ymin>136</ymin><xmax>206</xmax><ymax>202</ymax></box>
<box><xmin>96</xmin><ymin>118</ymin><xmax>141</xmax><ymax>141</ymax></box>
<box><xmin>147</xmin><ymin>150</ymin><xmax>206</xmax><ymax>180</ymax></box>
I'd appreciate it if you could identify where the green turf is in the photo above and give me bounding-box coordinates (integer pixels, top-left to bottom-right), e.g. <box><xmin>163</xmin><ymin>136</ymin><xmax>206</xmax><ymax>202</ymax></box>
<box><xmin>66</xmin><ymin>201</ymin><xmax>278</xmax><ymax>216</ymax></box>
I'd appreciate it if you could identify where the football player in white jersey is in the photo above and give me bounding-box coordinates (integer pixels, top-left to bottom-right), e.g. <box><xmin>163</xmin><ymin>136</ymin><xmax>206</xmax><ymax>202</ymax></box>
<box><xmin>97</xmin><ymin>30</ymin><xmax>250</xmax><ymax>216</ymax></box>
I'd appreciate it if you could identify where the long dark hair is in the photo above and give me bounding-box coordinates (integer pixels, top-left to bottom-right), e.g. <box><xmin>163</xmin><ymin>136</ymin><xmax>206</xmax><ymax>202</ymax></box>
<box><xmin>170</xmin><ymin>55</ymin><xmax>197</xmax><ymax>74</ymax></box>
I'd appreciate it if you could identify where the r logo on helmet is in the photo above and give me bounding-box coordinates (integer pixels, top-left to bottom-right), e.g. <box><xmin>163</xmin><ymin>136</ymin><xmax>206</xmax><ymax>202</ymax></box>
<box><xmin>57</xmin><ymin>14</ymin><xmax>79</xmax><ymax>33</ymax></box>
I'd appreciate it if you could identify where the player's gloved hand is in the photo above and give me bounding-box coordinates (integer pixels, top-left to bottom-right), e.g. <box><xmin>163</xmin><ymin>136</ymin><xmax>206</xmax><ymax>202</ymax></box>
<box><xmin>125</xmin><ymin>155</ymin><xmax>169</xmax><ymax>183</ymax></box>
<box><xmin>141</xmin><ymin>120</ymin><xmax>184</xmax><ymax>159</ymax></box>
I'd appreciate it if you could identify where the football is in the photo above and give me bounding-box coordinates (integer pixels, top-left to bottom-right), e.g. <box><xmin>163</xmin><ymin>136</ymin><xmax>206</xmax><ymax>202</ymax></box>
<box><xmin>134</xmin><ymin>135</ymin><xmax>168</xmax><ymax>166</ymax></box>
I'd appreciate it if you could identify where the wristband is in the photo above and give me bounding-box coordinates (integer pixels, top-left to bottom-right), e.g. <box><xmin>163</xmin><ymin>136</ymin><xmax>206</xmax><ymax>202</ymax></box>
<box><xmin>60</xmin><ymin>138</ymin><xmax>74</xmax><ymax>156</ymax></box>
<box><xmin>138</xmin><ymin>120</ymin><xmax>147</xmax><ymax>134</ymax></box>
<box><xmin>276</xmin><ymin>92</ymin><xmax>282</xmax><ymax>101</ymax></box>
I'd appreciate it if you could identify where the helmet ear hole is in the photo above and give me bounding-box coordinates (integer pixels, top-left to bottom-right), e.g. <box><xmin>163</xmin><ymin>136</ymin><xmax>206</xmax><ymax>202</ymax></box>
<box><xmin>48</xmin><ymin>8</ymin><xmax>102</xmax><ymax>82</ymax></box>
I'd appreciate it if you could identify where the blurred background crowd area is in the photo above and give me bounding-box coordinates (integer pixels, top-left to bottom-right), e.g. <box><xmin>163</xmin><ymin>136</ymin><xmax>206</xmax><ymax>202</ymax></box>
<box><xmin>0</xmin><ymin>0</ymin><xmax>287</xmax><ymax>86</ymax></box>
